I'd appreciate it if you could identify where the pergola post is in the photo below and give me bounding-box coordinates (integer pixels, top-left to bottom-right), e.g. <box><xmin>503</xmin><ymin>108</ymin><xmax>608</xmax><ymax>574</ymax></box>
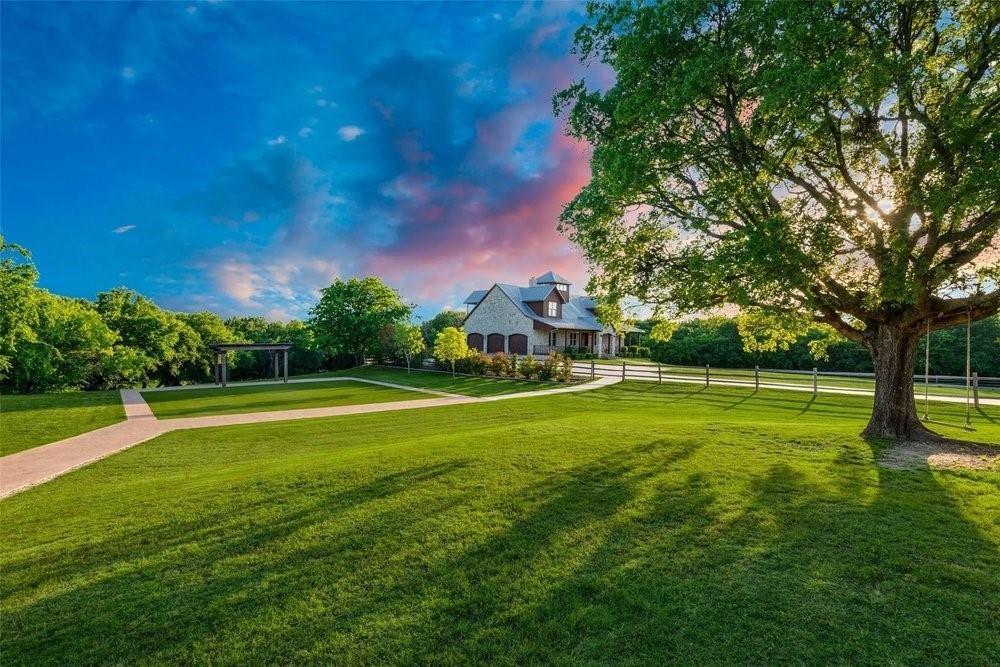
<box><xmin>221</xmin><ymin>353</ymin><xmax>227</xmax><ymax>387</ymax></box>
<box><xmin>283</xmin><ymin>350</ymin><xmax>289</xmax><ymax>383</ymax></box>
<box><xmin>273</xmin><ymin>351</ymin><xmax>279</xmax><ymax>380</ymax></box>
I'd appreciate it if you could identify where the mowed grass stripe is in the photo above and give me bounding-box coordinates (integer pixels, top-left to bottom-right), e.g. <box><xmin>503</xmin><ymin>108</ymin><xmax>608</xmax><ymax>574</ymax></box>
<box><xmin>140</xmin><ymin>380</ymin><xmax>429</xmax><ymax>419</ymax></box>
<box><xmin>0</xmin><ymin>391</ymin><xmax>125</xmax><ymax>456</ymax></box>
<box><xmin>3</xmin><ymin>383</ymin><xmax>998</xmax><ymax>664</ymax></box>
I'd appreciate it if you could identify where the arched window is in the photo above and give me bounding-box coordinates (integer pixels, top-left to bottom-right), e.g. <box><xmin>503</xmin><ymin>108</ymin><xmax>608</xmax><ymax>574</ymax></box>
<box><xmin>508</xmin><ymin>334</ymin><xmax>527</xmax><ymax>355</ymax></box>
<box><xmin>467</xmin><ymin>333</ymin><xmax>484</xmax><ymax>351</ymax></box>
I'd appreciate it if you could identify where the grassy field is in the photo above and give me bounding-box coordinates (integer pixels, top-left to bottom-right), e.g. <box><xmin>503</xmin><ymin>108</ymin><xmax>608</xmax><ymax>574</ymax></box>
<box><xmin>0</xmin><ymin>391</ymin><xmax>125</xmax><ymax>456</ymax></box>
<box><xmin>311</xmin><ymin>365</ymin><xmax>569</xmax><ymax>396</ymax></box>
<box><xmin>141</xmin><ymin>380</ymin><xmax>429</xmax><ymax>419</ymax></box>
<box><xmin>3</xmin><ymin>382</ymin><xmax>998</xmax><ymax>664</ymax></box>
<box><xmin>590</xmin><ymin>358</ymin><xmax>1000</xmax><ymax>397</ymax></box>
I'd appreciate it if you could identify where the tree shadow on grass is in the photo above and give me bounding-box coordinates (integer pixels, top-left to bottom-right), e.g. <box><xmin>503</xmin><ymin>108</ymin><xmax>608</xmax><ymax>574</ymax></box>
<box><xmin>1</xmin><ymin>460</ymin><xmax>474</xmax><ymax>665</ymax></box>
<box><xmin>6</xmin><ymin>434</ymin><xmax>999</xmax><ymax>664</ymax></box>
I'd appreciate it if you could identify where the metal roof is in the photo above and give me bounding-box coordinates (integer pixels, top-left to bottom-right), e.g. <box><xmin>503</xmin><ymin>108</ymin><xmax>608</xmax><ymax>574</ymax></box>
<box><xmin>465</xmin><ymin>281</ymin><xmax>645</xmax><ymax>334</ymax></box>
<box><xmin>463</xmin><ymin>289</ymin><xmax>488</xmax><ymax>305</ymax></box>
<box><xmin>535</xmin><ymin>270</ymin><xmax>571</xmax><ymax>284</ymax></box>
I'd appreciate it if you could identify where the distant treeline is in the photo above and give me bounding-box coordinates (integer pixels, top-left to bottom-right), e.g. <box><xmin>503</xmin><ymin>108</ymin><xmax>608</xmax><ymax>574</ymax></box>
<box><xmin>1</xmin><ymin>239</ymin><xmax>356</xmax><ymax>393</ymax></box>
<box><xmin>637</xmin><ymin>317</ymin><xmax>1000</xmax><ymax>377</ymax></box>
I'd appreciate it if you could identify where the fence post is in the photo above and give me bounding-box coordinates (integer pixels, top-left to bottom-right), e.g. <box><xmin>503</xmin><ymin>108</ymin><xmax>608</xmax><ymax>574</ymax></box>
<box><xmin>754</xmin><ymin>365</ymin><xmax>759</xmax><ymax>392</ymax></box>
<box><xmin>705</xmin><ymin>364</ymin><xmax>710</xmax><ymax>387</ymax></box>
<box><xmin>813</xmin><ymin>367</ymin><xmax>818</xmax><ymax>396</ymax></box>
<box><xmin>657</xmin><ymin>363</ymin><xmax>662</xmax><ymax>384</ymax></box>
<box><xmin>622</xmin><ymin>361</ymin><xmax>626</xmax><ymax>381</ymax></box>
<box><xmin>973</xmin><ymin>372</ymin><xmax>980</xmax><ymax>409</ymax></box>
<box><xmin>591</xmin><ymin>358</ymin><xmax>595</xmax><ymax>379</ymax></box>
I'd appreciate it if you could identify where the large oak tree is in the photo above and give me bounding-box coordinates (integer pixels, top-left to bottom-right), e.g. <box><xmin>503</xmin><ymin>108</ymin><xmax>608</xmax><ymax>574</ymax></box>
<box><xmin>557</xmin><ymin>0</ymin><xmax>998</xmax><ymax>440</ymax></box>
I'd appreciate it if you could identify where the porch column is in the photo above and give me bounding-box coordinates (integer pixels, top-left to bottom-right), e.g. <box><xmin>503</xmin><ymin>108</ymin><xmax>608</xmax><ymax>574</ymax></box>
<box><xmin>273</xmin><ymin>351</ymin><xmax>279</xmax><ymax>380</ymax></box>
<box><xmin>283</xmin><ymin>350</ymin><xmax>289</xmax><ymax>383</ymax></box>
<box><xmin>221</xmin><ymin>353</ymin><xmax>227</xmax><ymax>387</ymax></box>
<box><xmin>596</xmin><ymin>334</ymin><xmax>604</xmax><ymax>358</ymax></box>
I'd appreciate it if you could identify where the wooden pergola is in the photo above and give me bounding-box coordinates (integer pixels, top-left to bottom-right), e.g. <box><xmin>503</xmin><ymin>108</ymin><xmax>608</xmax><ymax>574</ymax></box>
<box><xmin>210</xmin><ymin>343</ymin><xmax>292</xmax><ymax>387</ymax></box>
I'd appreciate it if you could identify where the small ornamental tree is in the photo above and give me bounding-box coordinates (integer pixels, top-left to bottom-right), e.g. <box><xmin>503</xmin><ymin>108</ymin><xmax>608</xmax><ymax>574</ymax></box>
<box><xmin>394</xmin><ymin>323</ymin><xmax>425</xmax><ymax>373</ymax></box>
<box><xmin>433</xmin><ymin>326</ymin><xmax>469</xmax><ymax>376</ymax></box>
<box><xmin>558</xmin><ymin>0</ymin><xmax>999</xmax><ymax>440</ymax></box>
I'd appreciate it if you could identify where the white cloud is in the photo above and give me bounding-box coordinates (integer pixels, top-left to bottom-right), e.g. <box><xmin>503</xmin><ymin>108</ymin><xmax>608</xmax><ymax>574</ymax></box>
<box><xmin>121</xmin><ymin>67</ymin><xmax>136</xmax><ymax>80</ymax></box>
<box><xmin>307</xmin><ymin>85</ymin><xmax>323</xmax><ymax>94</ymax></box>
<box><xmin>185</xmin><ymin>5</ymin><xmax>197</xmax><ymax>15</ymax></box>
<box><xmin>112</xmin><ymin>224</ymin><xmax>137</xmax><ymax>234</ymax></box>
<box><xmin>338</xmin><ymin>125</ymin><xmax>364</xmax><ymax>141</ymax></box>
<box><xmin>266</xmin><ymin>135</ymin><xmax>287</xmax><ymax>146</ymax></box>
<box><xmin>298</xmin><ymin>127</ymin><xmax>313</xmax><ymax>139</ymax></box>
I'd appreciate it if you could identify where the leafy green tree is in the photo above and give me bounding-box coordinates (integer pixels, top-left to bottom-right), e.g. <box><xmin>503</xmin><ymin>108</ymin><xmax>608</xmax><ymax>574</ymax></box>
<box><xmin>95</xmin><ymin>288</ymin><xmax>197</xmax><ymax>387</ymax></box>
<box><xmin>310</xmin><ymin>277</ymin><xmax>412</xmax><ymax>365</ymax></box>
<box><xmin>433</xmin><ymin>326</ymin><xmax>469</xmax><ymax>376</ymax></box>
<box><xmin>7</xmin><ymin>293</ymin><xmax>117</xmax><ymax>392</ymax></box>
<box><xmin>558</xmin><ymin>0</ymin><xmax>999</xmax><ymax>440</ymax></box>
<box><xmin>393</xmin><ymin>323</ymin><xmax>425</xmax><ymax>373</ymax></box>
<box><xmin>422</xmin><ymin>309</ymin><xmax>466</xmax><ymax>346</ymax></box>
<box><xmin>0</xmin><ymin>236</ymin><xmax>41</xmax><ymax>380</ymax></box>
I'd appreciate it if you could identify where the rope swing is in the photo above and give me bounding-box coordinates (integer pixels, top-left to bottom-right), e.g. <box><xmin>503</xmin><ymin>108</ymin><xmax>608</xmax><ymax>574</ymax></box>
<box><xmin>922</xmin><ymin>317</ymin><xmax>930</xmax><ymax>422</ymax></box>
<box><xmin>965</xmin><ymin>307</ymin><xmax>973</xmax><ymax>431</ymax></box>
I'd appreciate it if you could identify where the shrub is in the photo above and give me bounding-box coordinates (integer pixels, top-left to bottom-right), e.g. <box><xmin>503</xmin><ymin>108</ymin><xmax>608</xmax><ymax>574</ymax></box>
<box><xmin>562</xmin><ymin>345</ymin><xmax>576</xmax><ymax>359</ymax></box>
<box><xmin>577</xmin><ymin>346</ymin><xmax>589</xmax><ymax>355</ymax></box>
<box><xmin>539</xmin><ymin>354</ymin><xmax>558</xmax><ymax>381</ymax></box>
<box><xmin>508</xmin><ymin>354</ymin><xmax>520</xmax><ymax>377</ymax></box>
<box><xmin>489</xmin><ymin>352</ymin><xmax>511</xmax><ymax>377</ymax></box>
<box><xmin>455</xmin><ymin>350</ymin><xmax>488</xmax><ymax>375</ymax></box>
<box><xmin>552</xmin><ymin>352</ymin><xmax>573</xmax><ymax>381</ymax></box>
<box><xmin>637</xmin><ymin>346</ymin><xmax>650</xmax><ymax>358</ymax></box>
<box><xmin>519</xmin><ymin>355</ymin><xmax>540</xmax><ymax>379</ymax></box>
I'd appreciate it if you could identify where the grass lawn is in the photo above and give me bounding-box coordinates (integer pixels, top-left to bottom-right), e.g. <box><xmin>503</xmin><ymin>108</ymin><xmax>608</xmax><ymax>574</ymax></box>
<box><xmin>0</xmin><ymin>391</ymin><xmax>125</xmax><ymax>456</ymax></box>
<box><xmin>303</xmin><ymin>365</ymin><xmax>570</xmax><ymax>397</ymax></box>
<box><xmin>3</xmin><ymin>383</ymin><xmax>999</xmax><ymax>664</ymax></box>
<box><xmin>141</xmin><ymin>380</ymin><xmax>430</xmax><ymax>419</ymax></box>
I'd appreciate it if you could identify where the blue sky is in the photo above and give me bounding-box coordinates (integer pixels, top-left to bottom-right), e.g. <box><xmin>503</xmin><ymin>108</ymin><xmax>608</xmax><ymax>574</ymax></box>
<box><xmin>1</xmin><ymin>1</ymin><xmax>610</xmax><ymax>320</ymax></box>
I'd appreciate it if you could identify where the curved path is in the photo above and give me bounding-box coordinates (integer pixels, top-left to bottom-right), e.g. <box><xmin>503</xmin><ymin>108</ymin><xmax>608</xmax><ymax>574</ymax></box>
<box><xmin>0</xmin><ymin>375</ymin><xmax>619</xmax><ymax>499</ymax></box>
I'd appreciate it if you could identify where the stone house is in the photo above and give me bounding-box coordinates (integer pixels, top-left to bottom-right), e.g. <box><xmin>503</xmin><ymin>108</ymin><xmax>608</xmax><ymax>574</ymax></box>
<box><xmin>461</xmin><ymin>271</ymin><xmax>641</xmax><ymax>357</ymax></box>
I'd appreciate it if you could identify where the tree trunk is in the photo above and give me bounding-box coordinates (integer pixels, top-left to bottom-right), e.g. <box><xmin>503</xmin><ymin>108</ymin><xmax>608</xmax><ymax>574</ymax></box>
<box><xmin>862</xmin><ymin>323</ymin><xmax>937</xmax><ymax>441</ymax></box>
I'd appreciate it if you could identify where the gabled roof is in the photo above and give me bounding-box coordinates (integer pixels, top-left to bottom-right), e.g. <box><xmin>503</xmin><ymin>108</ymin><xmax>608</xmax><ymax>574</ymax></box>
<box><xmin>535</xmin><ymin>270</ymin><xmax>571</xmax><ymax>285</ymax></box>
<box><xmin>464</xmin><ymin>282</ymin><xmax>603</xmax><ymax>331</ymax></box>
<box><xmin>463</xmin><ymin>289</ymin><xmax>488</xmax><ymax>305</ymax></box>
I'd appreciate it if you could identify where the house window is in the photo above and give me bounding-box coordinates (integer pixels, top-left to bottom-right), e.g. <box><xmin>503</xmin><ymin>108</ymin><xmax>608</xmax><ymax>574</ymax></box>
<box><xmin>569</xmin><ymin>332</ymin><xmax>578</xmax><ymax>347</ymax></box>
<box><xmin>549</xmin><ymin>330</ymin><xmax>558</xmax><ymax>346</ymax></box>
<box><xmin>547</xmin><ymin>301</ymin><xmax>558</xmax><ymax>317</ymax></box>
<box><xmin>557</xmin><ymin>284</ymin><xmax>567</xmax><ymax>292</ymax></box>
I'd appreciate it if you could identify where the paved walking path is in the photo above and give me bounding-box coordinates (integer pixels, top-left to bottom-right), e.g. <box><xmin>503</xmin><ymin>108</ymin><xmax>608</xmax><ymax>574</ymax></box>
<box><xmin>0</xmin><ymin>375</ymin><xmax>618</xmax><ymax>499</ymax></box>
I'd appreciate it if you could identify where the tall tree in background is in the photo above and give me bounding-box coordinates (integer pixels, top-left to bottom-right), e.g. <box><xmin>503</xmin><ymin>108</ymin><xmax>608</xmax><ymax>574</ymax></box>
<box><xmin>558</xmin><ymin>0</ymin><xmax>998</xmax><ymax>440</ymax></box>
<box><xmin>310</xmin><ymin>277</ymin><xmax>412</xmax><ymax>365</ymax></box>
<box><xmin>422</xmin><ymin>309</ymin><xmax>466</xmax><ymax>346</ymax></box>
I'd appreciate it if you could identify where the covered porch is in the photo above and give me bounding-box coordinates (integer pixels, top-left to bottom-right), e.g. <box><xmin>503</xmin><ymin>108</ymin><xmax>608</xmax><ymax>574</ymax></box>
<box><xmin>532</xmin><ymin>327</ymin><xmax>621</xmax><ymax>358</ymax></box>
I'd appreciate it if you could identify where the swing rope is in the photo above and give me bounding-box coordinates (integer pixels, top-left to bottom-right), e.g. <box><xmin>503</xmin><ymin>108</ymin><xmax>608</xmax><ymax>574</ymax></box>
<box><xmin>964</xmin><ymin>307</ymin><xmax>973</xmax><ymax>430</ymax></box>
<box><xmin>922</xmin><ymin>317</ymin><xmax>930</xmax><ymax>422</ymax></box>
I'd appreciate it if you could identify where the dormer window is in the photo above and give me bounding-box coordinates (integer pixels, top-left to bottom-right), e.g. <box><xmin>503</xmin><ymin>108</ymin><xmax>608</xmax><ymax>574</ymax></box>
<box><xmin>556</xmin><ymin>284</ymin><xmax>567</xmax><ymax>292</ymax></box>
<box><xmin>547</xmin><ymin>301</ymin><xmax>558</xmax><ymax>317</ymax></box>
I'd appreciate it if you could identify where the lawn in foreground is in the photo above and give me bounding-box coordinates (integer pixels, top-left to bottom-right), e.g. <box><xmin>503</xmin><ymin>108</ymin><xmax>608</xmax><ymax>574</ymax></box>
<box><xmin>0</xmin><ymin>391</ymin><xmax>125</xmax><ymax>456</ymax></box>
<box><xmin>141</xmin><ymin>380</ymin><xmax>430</xmax><ymax>419</ymax></box>
<box><xmin>3</xmin><ymin>384</ymin><xmax>999</xmax><ymax>664</ymax></box>
<box><xmin>306</xmin><ymin>365</ymin><xmax>570</xmax><ymax>396</ymax></box>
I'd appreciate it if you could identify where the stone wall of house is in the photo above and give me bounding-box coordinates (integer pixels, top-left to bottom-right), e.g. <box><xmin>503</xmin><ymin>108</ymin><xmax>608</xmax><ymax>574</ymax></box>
<box><xmin>464</xmin><ymin>287</ymin><xmax>532</xmax><ymax>353</ymax></box>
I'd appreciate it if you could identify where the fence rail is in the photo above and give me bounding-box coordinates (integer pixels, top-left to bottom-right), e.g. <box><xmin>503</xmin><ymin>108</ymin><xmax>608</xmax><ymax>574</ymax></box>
<box><xmin>570</xmin><ymin>359</ymin><xmax>997</xmax><ymax>406</ymax></box>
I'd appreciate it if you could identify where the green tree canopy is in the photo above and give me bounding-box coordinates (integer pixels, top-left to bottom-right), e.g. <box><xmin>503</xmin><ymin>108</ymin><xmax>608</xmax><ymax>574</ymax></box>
<box><xmin>558</xmin><ymin>0</ymin><xmax>999</xmax><ymax>439</ymax></box>
<box><xmin>309</xmin><ymin>277</ymin><xmax>412</xmax><ymax>364</ymax></box>
<box><xmin>422</xmin><ymin>309</ymin><xmax>466</xmax><ymax>345</ymax></box>
<box><xmin>433</xmin><ymin>326</ymin><xmax>469</xmax><ymax>376</ymax></box>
